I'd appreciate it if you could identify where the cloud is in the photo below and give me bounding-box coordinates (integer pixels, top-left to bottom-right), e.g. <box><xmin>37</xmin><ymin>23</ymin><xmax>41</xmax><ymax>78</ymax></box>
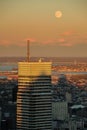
<box><xmin>34</xmin><ymin>34</ymin><xmax>87</xmax><ymax>47</ymax></box>
<box><xmin>59</xmin><ymin>42</ymin><xmax>73</xmax><ymax>47</ymax></box>
<box><xmin>41</xmin><ymin>40</ymin><xmax>56</xmax><ymax>45</ymax></box>
<box><xmin>59</xmin><ymin>31</ymin><xmax>87</xmax><ymax>47</ymax></box>
<box><xmin>40</xmin><ymin>38</ymin><xmax>65</xmax><ymax>45</ymax></box>
<box><xmin>24</xmin><ymin>38</ymin><xmax>36</xmax><ymax>43</ymax></box>
<box><xmin>0</xmin><ymin>40</ymin><xmax>11</xmax><ymax>46</ymax></box>
<box><xmin>0</xmin><ymin>33</ymin><xmax>87</xmax><ymax>48</ymax></box>
<box><xmin>58</xmin><ymin>38</ymin><xmax>65</xmax><ymax>43</ymax></box>
<box><xmin>61</xmin><ymin>31</ymin><xmax>75</xmax><ymax>36</ymax></box>
<box><xmin>0</xmin><ymin>38</ymin><xmax>37</xmax><ymax>47</ymax></box>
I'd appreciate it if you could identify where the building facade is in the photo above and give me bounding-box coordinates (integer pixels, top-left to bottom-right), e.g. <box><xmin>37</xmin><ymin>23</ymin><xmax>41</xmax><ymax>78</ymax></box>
<box><xmin>16</xmin><ymin>62</ymin><xmax>52</xmax><ymax>130</ymax></box>
<box><xmin>52</xmin><ymin>101</ymin><xmax>68</xmax><ymax>121</ymax></box>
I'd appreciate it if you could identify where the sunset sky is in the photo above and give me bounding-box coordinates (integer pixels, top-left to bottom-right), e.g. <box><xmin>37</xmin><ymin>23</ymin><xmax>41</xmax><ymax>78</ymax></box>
<box><xmin>0</xmin><ymin>0</ymin><xmax>87</xmax><ymax>57</ymax></box>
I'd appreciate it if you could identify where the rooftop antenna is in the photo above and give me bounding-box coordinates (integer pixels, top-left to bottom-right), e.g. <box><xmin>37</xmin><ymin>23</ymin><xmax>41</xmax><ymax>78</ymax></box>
<box><xmin>27</xmin><ymin>40</ymin><xmax>30</xmax><ymax>62</ymax></box>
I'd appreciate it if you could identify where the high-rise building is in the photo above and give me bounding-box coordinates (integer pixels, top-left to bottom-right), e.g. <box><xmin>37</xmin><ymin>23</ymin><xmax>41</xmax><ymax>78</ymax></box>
<box><xmin>16</xmin><ymin>61</ymin><xmax>52</xmax><ymax>130</ymax></box>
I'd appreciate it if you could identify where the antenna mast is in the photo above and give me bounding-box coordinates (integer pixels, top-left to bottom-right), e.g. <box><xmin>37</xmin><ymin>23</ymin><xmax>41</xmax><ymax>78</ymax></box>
<box><xmin>27</xmin><ymin>40</ymin><xmax>30</xmax><ymax>62</ymax></box>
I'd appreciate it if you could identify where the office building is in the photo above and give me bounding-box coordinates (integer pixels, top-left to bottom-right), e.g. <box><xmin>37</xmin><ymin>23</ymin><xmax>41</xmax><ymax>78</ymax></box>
<box><xmin>52</xmin><ymin>101</ymin><xmax>68</xmax><ymax>121</ymax></box>
<box><xmin>16</xmin><ymin>61</ymin><xmax>52</xmax><ymax>130</ymax></box>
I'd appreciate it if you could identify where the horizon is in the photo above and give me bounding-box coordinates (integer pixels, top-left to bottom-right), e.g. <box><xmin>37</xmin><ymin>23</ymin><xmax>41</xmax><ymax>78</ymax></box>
<box><xmin>0</xmin><ymin>56</ymin><xmax>87</xmax><ymax>58</ymax></box>
<box><xmin>0</xmin><ymin>56</ymin><xmax>87</xmax><ymax>63</ymax></box>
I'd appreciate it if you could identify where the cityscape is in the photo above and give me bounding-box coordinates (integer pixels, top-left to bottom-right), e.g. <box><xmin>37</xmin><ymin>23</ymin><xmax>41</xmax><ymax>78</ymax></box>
<box><xmin>0</xmin><ymin>55</ymin><xmax>87</xmax><ymax>130</ymax></box>
<box><xmin>0</xmin><ymin>0</ymin><xmax>87</xmax><ymax>130</ymax></box>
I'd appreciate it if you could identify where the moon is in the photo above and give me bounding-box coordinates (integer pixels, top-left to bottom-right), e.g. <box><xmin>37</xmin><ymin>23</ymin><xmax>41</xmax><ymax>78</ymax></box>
<box><xmin>55</xmin><ymin>11</ymin><xmax>62</xmax><ymax>18</ymax></box>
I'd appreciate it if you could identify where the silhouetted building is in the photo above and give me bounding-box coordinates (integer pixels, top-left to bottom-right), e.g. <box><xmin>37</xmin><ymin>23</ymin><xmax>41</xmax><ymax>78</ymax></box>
<box><xmin>16</xmin><ymin>61</ymin><xmax>52</xmax><ymax>130</ymax></box>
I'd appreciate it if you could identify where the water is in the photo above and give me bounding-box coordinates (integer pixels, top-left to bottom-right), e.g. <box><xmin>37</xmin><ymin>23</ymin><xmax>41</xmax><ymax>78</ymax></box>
<box><xmin>52</xmin><ymin>71</ymin><xmax>87</xmax><ymax>76</ymax></box>
<box><xmin>0</xmin><ymin>64</ymin><xmax>18</xmax><ymax>71</ymax></box>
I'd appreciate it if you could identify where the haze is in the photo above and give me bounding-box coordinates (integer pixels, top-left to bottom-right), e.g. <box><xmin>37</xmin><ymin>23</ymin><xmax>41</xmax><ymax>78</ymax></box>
<box><xmin>0</xmin><ymin>0</ymin><xmax>87</xmax><ymax>57</ymax></box>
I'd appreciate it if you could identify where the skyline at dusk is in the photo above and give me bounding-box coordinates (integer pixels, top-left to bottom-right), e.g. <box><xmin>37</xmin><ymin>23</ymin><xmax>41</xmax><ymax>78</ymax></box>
<box><xmin>0</xmin><ymin>0</ymin><xmax>87</xmax><ymax>57</ymax></box>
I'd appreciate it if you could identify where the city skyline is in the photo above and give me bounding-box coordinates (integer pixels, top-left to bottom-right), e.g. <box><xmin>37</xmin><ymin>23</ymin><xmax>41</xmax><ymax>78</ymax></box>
<box><xmin>0</xmin><ymin>0</ymin><xmax>87</xmax><ymax>57</ymax></box>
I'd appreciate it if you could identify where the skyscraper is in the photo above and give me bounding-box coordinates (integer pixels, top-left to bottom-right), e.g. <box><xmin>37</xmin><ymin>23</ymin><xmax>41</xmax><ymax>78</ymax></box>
<box><xmin>16</xmin><ymin>61</ymin><xmax>52</xmax><ymax>130</ymax></box>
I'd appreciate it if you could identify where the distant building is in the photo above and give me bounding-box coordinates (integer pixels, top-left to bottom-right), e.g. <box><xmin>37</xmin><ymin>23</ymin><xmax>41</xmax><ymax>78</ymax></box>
<box><xmin>0</xmin><ymin>107</ymin><xmax>1</xmax><ymax>128</ymax></box>
<box><xmin>65</xmin><ymin>92</ymin><xmax>72</xmax><ymax>103</ymax></box>
<box><xmin>17</xmin><ymin>62</ymin><xmax>52</xmax><ymax>130</ymax></box>
<box><xmin>52</xmin><ymin>101</ymin><xmax>69</xmax><ymax>121</ymax></box>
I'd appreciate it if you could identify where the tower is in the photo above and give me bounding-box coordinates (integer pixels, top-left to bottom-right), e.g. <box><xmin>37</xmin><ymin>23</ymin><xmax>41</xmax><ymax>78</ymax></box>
<box><xmin>16</xmin><ymin>41</ymin><xmax>52</xmax><ymax>130</ymax></box>
<box><xmin>27</xmin><ymin>40</ymin><xmax>30</xmax><ymax>62</ymax></box>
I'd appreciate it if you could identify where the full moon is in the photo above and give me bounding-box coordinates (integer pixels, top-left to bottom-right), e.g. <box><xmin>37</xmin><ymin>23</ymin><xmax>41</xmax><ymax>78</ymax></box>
<box><xmin>55</xmin><ymin>11</ymin><xmax>62</xmax><ymax>18</ymax></box>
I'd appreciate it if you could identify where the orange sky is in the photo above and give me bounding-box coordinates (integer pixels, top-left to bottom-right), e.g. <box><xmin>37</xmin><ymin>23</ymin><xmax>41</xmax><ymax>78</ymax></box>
<box><xmin>0</xmin><ymin>0</ymin><xmax>87</xmax><ymax>57</ymax></box>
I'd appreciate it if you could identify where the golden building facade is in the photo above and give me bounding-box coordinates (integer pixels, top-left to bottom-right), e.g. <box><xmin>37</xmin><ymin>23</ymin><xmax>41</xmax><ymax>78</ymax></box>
<box><xmin>17</xmin><ymin>62</ymin><xmax>52</xmax><ymax>130</ymax></box>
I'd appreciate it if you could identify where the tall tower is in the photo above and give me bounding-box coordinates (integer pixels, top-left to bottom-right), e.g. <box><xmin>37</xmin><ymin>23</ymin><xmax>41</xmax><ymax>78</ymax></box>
<box><xmin>27</xmin><ymin>40</ymin><xmax>30</xmax><ymax>62</ymax></box>
<box><xmin>16</xmin><ymin>41</ymin><xmax>52</xmax><ymax>130</ymax></box>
